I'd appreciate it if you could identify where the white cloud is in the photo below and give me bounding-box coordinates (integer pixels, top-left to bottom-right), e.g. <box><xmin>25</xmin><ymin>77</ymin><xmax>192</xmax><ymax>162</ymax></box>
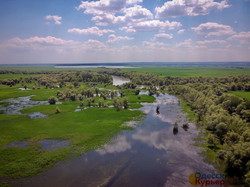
<box><xmin>45</xmin><ymin>15</ymin><xmax>62</xmax><ymax>25</ymax></box>
<box><xmin>155</xmin><ymin>0</ymin><xmax>230</xmax><ymax>18</ymax></box>
<box><xmin>176</xmin><ymin>39</ymin><xmax>193</xmax><ymax>48</ymax></box>
<box><xmin>83</xmin><ymin>39</ymin><xmax>108</xmax><ymax>49</ymax></box>
<box><xmin>91</xmin><ymin>5</ymin><xmax>153</xmax><ymax>26</ymax></box>
<box><xmin>192</xmin><ymin>22</ymin><xmax>235</xmax><ymax>37</ymax></box>
<box><xmin>177</xmin><ymin>29</ymin><xmax>185</xmax><ymax>34</ymax></box>
<box><xmin>123</xmin><ymin>5</ymin><xmax>153</xmax><ymax>21</ymax></box>
<box><xmin>143</xmin><ymin>41</ymin><xmax>168</xmax><ymax>49</ymax></box>
<box><xmin>68</xmin><ymin>26</ymin><xmax>115</xmax><ymax>36</ymax></box>
<box><xmin>120</xmin><ymin>20</ymin><xmax>182</xmax><ymax>33</ymax></box>
<box><xmin>228</xmin><ymin>32</ymin><xmax>250</xmax><ymax>44</ymax></box>
<box><xmin>5</xmin><ymin>36</ymin><xmax>78</xmax><ymax>48</ymax></box>
<box><xmin>196</xmin><ymin>40</ymin><xmax>226</xmax><ymax>45</ymax></box>
<box><xmin>107</xmin><ymin>34</ymin><xmax>134</xmax><ymax>43</ymax></box>
<box><xmin>77</xmin><ymin>0</ymin><xmax>142</xmax><ymax>15</ymax></box>
<box><xmin>153</xmin><ymin>33</ymin><xmax>173</xmax><ymax>40</ymax></box>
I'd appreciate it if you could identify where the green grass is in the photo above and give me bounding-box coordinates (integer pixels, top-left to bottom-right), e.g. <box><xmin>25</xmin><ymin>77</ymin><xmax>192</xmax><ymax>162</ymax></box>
<box><xmin>228</xmin><ymin>91</ymin><xmax>250</xmax><ymax>100</ymax></box>
<box><xmin>0</xmin><ymin>107</ymin><xmax>143</xmax><ymax>178</ymax></box>
<box><xmin>0</xmin><ymin>74</ymin><xmax>41</xmax><ymax>80</ymax></box>
<box><xmin>123</xmin><ymin>67</ymin><xmax>250</xmax><ymax>77</ymax></box>
<box><xmin>20</xmin><ymin>102</ymin><xmax>78</xmax><ymax>115</ymax></box>
<box><xmin>0</xmin><ymin>84</ymin><xmax>63</xmax><ymax>101</ymax></box>
<box><xmin>193</xmin><ymin>130</ymin><xmax>224</xmax><ymax>172</ymax></box>
<box><xmin>179</xmin><ymin>99</ymin><xmax>197</xmax><ymax>122</ymax></box>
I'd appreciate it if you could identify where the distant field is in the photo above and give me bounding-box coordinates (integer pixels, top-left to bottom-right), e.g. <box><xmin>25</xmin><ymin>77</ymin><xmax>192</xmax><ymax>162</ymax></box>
<box><xmin>0</xmin><ymin>74</ymin><xmax>41</xmax><ymax>80</ymax></box>
<box><xmin>122</xmin><ymin>67</ymin><xmax>250</xmax><ymax>77</ymax></box>
<box><xmin>229</xmin><ymin>91</ymin><xmax>250</xmax><ymax>100</ymax></box>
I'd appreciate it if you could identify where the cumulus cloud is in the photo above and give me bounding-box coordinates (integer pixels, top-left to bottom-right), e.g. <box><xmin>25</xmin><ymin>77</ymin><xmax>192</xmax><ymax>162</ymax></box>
<box><xmin>5</xmin><ymin>36</ymin><xmax>78</xmax><ymax>48</ymax></box>
<box><xmin>143</xmin><ymin>41</ymin><xmax>168</xmax><ymax>49</ymax></box>
<box><xmin>45</xmin><ymin>15</ymin><xmax>62</xmax><ymax>25</ymax></box>
<box><xmin>192</xmin><ymin>22</ymin><xmax>235</xmax><ymax>37</ymax></box>
<box><xmin>68</xmin><ymin>26</ymin><xmax>115</xmax><ymax>36</ymax></box>
<box><xmin>176</xmin><ymin>39</ymin><xmax>193</xmax><ymax>48</ymax></box>
<box><xmin>196</xmin><ymin>40</ymin><xmax>226</xmax><ymax>45</ymax></box>
<box><xmin>83</xmin><ymin>39</ymin><xmax>108</xmax><ymax>49</ymax></box>
<box><xmin>120</xmin><ymin>20</ymin><xmax>182</xmax><ymax>33</ymax></box>
<box><xmin>155</xmin><ymin>0</ymin><xmax>230</xmax><ymax>18</ymax></box>
<box><xmin>2</xmin><ymin>36</ymin><xmax>110</xmax><ymax>53</ymax></box>
<box><xmin>107</xmin><ymin>34</ymin><xmax>134</xmax><ymax>43</ymax></box>
<box><xmin>177</xmin><ymin>29</ymin><xmax>185</xmax><ymax>34</ymax></box>
<box><xmin>91</xmin><ymin>5</ymin><xmax>153</xmax><ymax>26</ymax></box>
<box><xmin>228</xmin><ymin>32</ymin><xmax>250</xmax><ymax>44</ymax></box>
<box><xmin>77</xmin><ymin>0</ymin><xmax>142</xmax><ymax>15</ymax></box>
<box><xmin>153</xmin><ymin>33</ymin><xmax>173</xmax><ymax>40</ymax></box>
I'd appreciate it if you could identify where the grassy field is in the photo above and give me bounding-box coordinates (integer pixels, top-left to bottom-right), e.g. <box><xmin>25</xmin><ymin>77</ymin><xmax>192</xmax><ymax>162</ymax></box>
<box><xmin>0</xmin><ymin>84</ymin><xmax>63</xmax><ymax>101</ymax></box>
<box><xmin>0</xmin><ymin>74</ymin><xmax>41</xmax><ymax>80</ymax></box>
<box><xmin>122</xmin><ymin>67</ymin><xmax>250</xmax><ymax>77</ymax></box>
<box><xmin>228</xmin><ymin>91</ymin><xmax>250</xmax><ymax>100</ymax></box>
<box><xmin>0</xmin><ymin>107</ymin><xmax>143</xmax><ymax>178</ymax></box>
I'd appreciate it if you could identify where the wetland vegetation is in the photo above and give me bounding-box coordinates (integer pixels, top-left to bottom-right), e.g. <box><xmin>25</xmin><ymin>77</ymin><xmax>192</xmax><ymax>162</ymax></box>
<box><xmin>0</xmin><ymin>65</ymin><xmax>250</xmax><ymax>186</ymax></box>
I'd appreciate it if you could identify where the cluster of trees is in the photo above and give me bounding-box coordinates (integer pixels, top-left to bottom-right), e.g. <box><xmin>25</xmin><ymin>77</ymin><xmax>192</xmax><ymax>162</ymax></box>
<box><xmin>0</xmin><ymin>71</ymin><xmax>112</xmax><ymax>88</ymax></box>
<box><xmin>170</xmin><ymin>80</ymin><xmax>250</xmax><ymax>184</ymax></box>
<box><xmin>56</xmin><ymin>88</ymin><xmax>120</xmax><ymax>102</ymax></box>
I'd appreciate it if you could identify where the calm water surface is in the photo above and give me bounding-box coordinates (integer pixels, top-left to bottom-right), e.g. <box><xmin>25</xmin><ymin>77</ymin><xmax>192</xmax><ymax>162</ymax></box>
<box><xmin>11</xmin><ymin>93</ymin><xmax>217</xmax><ymax>187</ymax></box>
<box><xmin>112</xmin><ymin>76</ymin><xmax>130</xmax><ymax>86</ymax></box>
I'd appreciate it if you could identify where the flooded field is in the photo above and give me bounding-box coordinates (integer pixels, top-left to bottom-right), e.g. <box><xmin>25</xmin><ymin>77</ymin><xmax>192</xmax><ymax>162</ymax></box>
<box><xmin>10</xmin><ymin>93</ymin><xmax>216</xmax><ymax>187</ymax></box>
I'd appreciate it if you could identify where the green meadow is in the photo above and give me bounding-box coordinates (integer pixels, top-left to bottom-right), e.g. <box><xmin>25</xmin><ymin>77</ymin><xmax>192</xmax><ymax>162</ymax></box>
<box><xmin>0</xmin><ymin>107</ymin><xmax>143</xmax><ymax>178</ymax></box>
<box><xmin>123</xmin><ymin>67</ymin><xmax>250</xmax><ymax>77</ymax></box>
<box><xmin>228</xmin><ymin>91</ymin><xmax>250</xmax><ymax>100</ymax></box>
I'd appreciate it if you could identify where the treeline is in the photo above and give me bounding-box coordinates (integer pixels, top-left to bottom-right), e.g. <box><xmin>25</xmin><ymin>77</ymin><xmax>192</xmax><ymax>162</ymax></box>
<box><xmin>170</xmin><ymin>82</ymin><xmax>250</xmax><ymax>184</ymax></box>
<box><xmin>0</xmin><ymin>71</ymin><xmax>112</xmax><ymax>88</ymax></box>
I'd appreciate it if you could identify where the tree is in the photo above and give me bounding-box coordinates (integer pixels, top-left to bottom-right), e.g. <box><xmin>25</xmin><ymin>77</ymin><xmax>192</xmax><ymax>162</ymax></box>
<box><xmin>215</xmin><ymin>122</ymin><xmax>228</xmax><ymax>141</ymax></box>
<box><xmin>224</xmin><ymin>132</ymin><xmax>241</xmax><ymax>145</ymax></box>
<box><xmin>135</xmin><ymin>89</ymin><xmax>140</xmax><ymax>95</ymax></box>
<box><xmin>224</xmin><ymin>142</ymin><xmax>250</xmax><ymax>178</ymax></box>
<box><xmin>98</xmin><ymin>98</ymin><xmax>104</xmax><ymax>107</ymax></box>
<box><xmin>207</xmin><ymin>134</ymin><xmax>220</xmax><ymax>148</ymax></box>
<box><xmin>55</xmin><ymin>106</ymin><xmax>61</xmax><ymax>114</ymax></box>
<box><xmin>48</xmin><ymin>96</ymin><xmax>57</xmax><ymax>105</ymax></box>
<box><xmin>123</xmin><ymin>98</ymin><xmax>129</xmax><ymax>109</ymax></box>
<box><xmin>113</xmin><ymin>97</ymin><xmax>123</xmax><ymax>111</ymax></box>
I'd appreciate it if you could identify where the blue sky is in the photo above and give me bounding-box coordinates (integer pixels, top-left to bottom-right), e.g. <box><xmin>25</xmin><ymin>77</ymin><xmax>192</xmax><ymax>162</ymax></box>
<box><xmin>0</xmin><ymin>0</ymin><xmax>250</xmax><ymax>64</ymax></box>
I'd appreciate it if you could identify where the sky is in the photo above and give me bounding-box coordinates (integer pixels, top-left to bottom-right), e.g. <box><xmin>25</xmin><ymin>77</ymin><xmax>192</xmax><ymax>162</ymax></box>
<box><xmin>0</xmin><ymin>0</ymin><xmax>250</xmax><ymax>64</ymax></box>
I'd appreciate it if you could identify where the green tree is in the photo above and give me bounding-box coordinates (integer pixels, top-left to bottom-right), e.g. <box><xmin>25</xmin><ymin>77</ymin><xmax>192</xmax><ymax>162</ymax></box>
<box><xmin>207</xmin><ymin>134</ymin><xmax>220</xmax><ymax>148</ymax></box>
<box><xmin>48</xmin><ymin>96</ymin><xmax>57</xmax><ymax>105</ymax></box>
<box><xmin>123</xmin><ymin>98</ymin><xmax>129</xmax><ymax>109</ymax></box>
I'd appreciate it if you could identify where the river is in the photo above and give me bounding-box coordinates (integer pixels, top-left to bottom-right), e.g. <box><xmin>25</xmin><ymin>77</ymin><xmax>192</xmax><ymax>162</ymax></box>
<box><xmin>11</xmin><ymin>91</ymin><xmax>218</xmax><ymax>187</ymax></box>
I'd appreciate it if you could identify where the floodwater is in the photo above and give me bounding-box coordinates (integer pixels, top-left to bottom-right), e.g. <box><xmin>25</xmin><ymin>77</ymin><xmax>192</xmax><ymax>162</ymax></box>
<box><xmin>0</xmin><ymin>96</ymin><xmax>48</xmax><ymax>115</ymax></box>
<box><xmin>38</xmin><ymin>140</ymin><xmax>70</xmax><ymax>150</ymax></box>
<box><xmin>112</xmin><ymin>76</ymin><xmax>130</xmax><ymax>86</ymax></box>
<box><xmin>11</xmin><ymin>93</ymin><xmax>217</xmax><ymax>187</ymax></box>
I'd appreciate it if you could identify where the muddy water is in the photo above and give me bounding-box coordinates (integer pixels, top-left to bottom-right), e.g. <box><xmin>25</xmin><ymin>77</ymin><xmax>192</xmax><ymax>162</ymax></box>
<box><xmin>13</xmin><ymin>94</ymin><xmax>216</xmax><ymax>187</ymax></box>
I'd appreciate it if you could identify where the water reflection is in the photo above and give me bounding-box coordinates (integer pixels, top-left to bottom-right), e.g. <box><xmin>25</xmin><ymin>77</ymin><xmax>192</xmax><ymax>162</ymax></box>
<box><xmin>112</xmin><ymin>76</ymin><xmax>130</xmax><ymax>86</ymax></box>
<box><xmin>0</xmin><ymin>96</ymin><xmax>48</xmax><ymax>115</ymax></box>
<box><xmin>10</xmin><ymin>93</ymin><xmax>216</xmax><ymax>187</ymax></box>
<box><xmin>97</xmin><ymin>136</ymin><xmax>131</xmax><ymax>155</ymax></box>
